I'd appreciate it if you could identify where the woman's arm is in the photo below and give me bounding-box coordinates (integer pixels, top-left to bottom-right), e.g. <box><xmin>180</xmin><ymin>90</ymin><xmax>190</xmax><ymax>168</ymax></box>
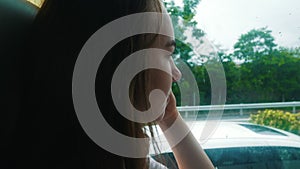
<box><xmin>157</xmin><ymin>92</ymin><xmax>215</xmax><ymax>169</ymax></box>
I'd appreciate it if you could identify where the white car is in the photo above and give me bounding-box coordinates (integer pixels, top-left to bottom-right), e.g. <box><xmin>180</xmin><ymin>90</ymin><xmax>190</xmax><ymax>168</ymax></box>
<box><xmin>150</xmin><ymin>121</ymin><xmax>300</xmax><ymax>169</ymax></box>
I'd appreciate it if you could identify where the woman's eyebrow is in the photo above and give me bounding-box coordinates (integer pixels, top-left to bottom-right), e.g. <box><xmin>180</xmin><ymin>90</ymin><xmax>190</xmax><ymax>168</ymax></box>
<box><xmin>165</xmin><ymin>40</ymin><xmax>176</xmax><ymax>48</ymax></box>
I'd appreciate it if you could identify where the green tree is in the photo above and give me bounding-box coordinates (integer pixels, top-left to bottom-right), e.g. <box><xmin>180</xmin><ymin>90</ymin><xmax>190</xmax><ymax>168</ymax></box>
<box><xmin>223</xmin><ymin>28</ymin><xmax>300</xmax><ymax>103</ymax></box>
<box><xmin>234</xmin><ymin>47</ymin><xmax>300</xmax><ymax>103</ymax></box>
<box><xmin>165</xmin><ymin>0</ymin><xmax>206</xmax><ymax>105</ymax></box>
<box><xmin>164</xmin><ymin>0</ymin><xmax>205</xmax><ymax>63</ymax></box>
<box><xmin>192</xmin><ymin>64</ymin><xmax>210</xmax><ymax>105</ymax></box>
<box><xmin>275</xmin><ymin>48</ymin><xmax>300</xmax><ymax>101</ymax></box>
<box><xmin>165</xmin><ymin>2</ymin><xmax>300</xmax><ymax>105</ymax></box>
<box><xmin>233</xmin><ymin>27</ymin><xmax>277</xmax><ymax>62</ymax></box>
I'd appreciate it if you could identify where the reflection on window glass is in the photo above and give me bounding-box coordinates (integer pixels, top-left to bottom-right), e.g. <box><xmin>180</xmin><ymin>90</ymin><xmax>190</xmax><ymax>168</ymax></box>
<box><xmin>27</xmin><ymin>0</ymin><xmax>44</xmax><ymax>8</ymax></box>
<box><xmin>274</xmin><ymin>147</ymin><xmax>300</xmax><ymax>169</ymax></box>
<box><xmin>152</xmin><ymin>147</ymin><xmax>300</xmax><ymax>169</ymax></box>
<box><xmin>205</xmin><ymin>146</ymin><xmax>300</xmax><ymax>169</ymax></box>
<box><xmin>239</xmin><ymin>124</ymin><xmax>287</xmax><ymax>136</ymax></box>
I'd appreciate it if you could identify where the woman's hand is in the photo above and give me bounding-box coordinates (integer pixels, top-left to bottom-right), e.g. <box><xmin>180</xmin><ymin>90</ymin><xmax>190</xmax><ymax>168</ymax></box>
<box><xmin>157</xmin><ymin>91</ymin><xmax>179</xmax><ymax>129</ymax></box>
<box><xmin>156</xmin><ymin>91</ymin><xmax>215</xmax><ymax>169</ymax></box>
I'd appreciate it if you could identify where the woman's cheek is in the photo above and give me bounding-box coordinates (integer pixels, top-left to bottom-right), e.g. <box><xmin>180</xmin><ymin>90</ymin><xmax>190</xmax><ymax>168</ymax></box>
<box><xmin>148</xmin><ymin>69</ymin><xmax>172</xmax><ymax>95</ymax></box>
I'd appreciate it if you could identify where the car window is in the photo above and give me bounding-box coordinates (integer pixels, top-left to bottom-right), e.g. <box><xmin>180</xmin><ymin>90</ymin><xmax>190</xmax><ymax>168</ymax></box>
<box><xmin>239</xmin><ymin>124</ymin><xmax>287</xmax><ymax>136</ymax></box>
<box><xmin>17</xmin><ymin>0</ymin><xmax>300</xmax><ymax>168</ymax></box>
<box><xmin>206</xmin><ymin>147</ymin><xmax>274</xmax><ymax>169</ymax></box>
<box><xmin>273</xmin><ymin>147</ymin><xmax>300</xmax><ymax>169</ymax></box>
<box><xmin>205</xmin><ymin>147</ymin><xmax>300</xmax><ymax>169</ymax></box>
<box><xmin>165</xmin><ymin>0</ymin><xmax>300</xmax><ymax>168</ymax></box>
<box><xmin>154</xmin><ymin>147</ymin><xmax>300</xmax><ymax>169</ymax></box>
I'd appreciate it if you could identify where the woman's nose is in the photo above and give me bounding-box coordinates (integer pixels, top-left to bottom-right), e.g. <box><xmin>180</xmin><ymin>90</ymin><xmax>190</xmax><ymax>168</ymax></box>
<box><xmin>172</xmin><ymin>65</ymin><xmax>182</xmax><ymax>82</ymax></box>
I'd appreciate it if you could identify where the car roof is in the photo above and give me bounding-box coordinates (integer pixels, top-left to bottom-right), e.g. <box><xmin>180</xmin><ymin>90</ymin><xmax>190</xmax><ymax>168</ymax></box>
<box><xmin>149</xmin><ymin>121</ymin><xmax>300</xmax><ymax>154</ymax></box>
<box><xmin>190</xmin><ymin>121</ymin><xmax>298</xmax><ymax>139</ymax></box>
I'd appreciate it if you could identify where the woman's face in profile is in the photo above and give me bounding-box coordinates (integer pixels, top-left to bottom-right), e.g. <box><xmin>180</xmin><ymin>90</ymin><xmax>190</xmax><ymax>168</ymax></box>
<box><xmin>148</xmin><ymin>34</ymin><xmax>181</xmax><ymax>96</ymax></box>
<box><xmin>142</xmin><ymin>34</ymin><xmax>181</xmax><ymax>120</ymax></box>
<box><xmin>133</xmin><ymin>10</ymin><xmax>181</xmax><ymax>118</ymax></box>
<box><xmin>146</xmin><ymin>6</ymin><xmax>181</xmax><ymax>96</ymax></box>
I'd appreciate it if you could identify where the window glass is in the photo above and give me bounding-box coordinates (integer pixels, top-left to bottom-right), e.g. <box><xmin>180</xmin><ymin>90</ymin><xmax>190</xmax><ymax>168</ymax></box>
<box><xmin>239</xmin><ymin>124</ymin><xmax>287</xmax><ymax>136</ymax></box>
<box><xmin>204</xmin><ymin>147</ymin><xmax>300</xmax><ymax>169</ymax></box>
<box><xmin>153</xmin><ymin>147</ymin><xmax>295</xmax><ymax>169</ymax></box>
<box><xmin>273</xmin><ymin>147</ymin><xmax>300</xmax><ymax>169</ymax></box>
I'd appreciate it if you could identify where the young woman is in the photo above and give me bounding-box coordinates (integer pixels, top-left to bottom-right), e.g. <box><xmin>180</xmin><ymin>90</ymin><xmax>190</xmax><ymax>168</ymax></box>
<box><xmin>16</xmin><ymin>0</ymin><xmax>215</xmax><ymax>168</ymax></box>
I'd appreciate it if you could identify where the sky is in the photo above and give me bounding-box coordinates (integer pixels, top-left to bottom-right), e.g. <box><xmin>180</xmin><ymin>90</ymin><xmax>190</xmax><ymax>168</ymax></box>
<box><xmin>191</xmin><ymin>0</ymin><xmax>300</xmax><ymax>51</ymax></box>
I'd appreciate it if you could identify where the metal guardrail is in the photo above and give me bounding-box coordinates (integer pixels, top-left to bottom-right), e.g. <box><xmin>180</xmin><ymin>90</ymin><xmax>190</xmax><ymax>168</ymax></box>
<box><xmin>177</xmin><ymin>101</ymin><xmax>300</xmax><ymax>115</ymax></box>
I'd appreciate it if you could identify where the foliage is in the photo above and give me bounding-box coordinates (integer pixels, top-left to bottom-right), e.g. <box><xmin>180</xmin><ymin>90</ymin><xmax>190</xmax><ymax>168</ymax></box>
<box><xmin>164</xmin><ymin>0</ymin><xmax>205</xmax><ymax>63</ymax></box>
<box><xmin>250</xmin><ymin>109</ymin><xmax>300</xmax><ymax>135</ymax></box>
<box><xmin>165</xmin><ymin>0</ymin><xmax>207</xmax><ymax>105</ymax></box>
<box><xmin>218</xmin><ymin>28</ymin><xmax>300</xmax><ymax>104</ymax></box>
<box><xmin>165</xmin><ymin>1</ymin><xmax>300</xmax><ymax>105</ymax></box>
<box><xmin>190</xmin><ymin>43</ymin><xmax>300</xmax><ymax>105</ymax></box>
<box><xmin>233</xmin><ymin>27</ymin><xmax>277</xmax><ymax>62</ymax></box>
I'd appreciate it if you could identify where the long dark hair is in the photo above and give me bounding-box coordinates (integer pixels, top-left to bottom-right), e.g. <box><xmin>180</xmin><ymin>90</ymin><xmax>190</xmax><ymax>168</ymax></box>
<box><xmin>16</xmin><ymin>0</ymin><xmax>162</xmax><ymax>169</ymax></box>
